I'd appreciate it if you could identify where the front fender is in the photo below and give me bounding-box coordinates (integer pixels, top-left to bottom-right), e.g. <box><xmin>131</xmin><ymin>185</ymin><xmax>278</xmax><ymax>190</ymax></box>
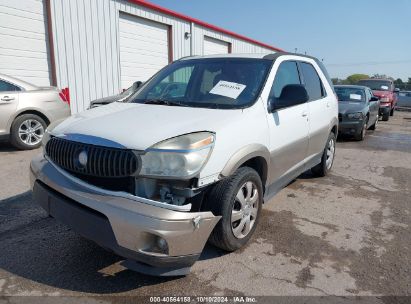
<box><xmin>220</xmin><ymin>144</ymin><xmax>270</xmax><ymax>185</ymax></box>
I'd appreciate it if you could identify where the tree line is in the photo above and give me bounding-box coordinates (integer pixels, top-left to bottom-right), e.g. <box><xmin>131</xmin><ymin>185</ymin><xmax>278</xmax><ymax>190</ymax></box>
<box><xmin>332</xmin><ymin>74</ymin><xmax>411</xmax><ymax>91</ymax></box>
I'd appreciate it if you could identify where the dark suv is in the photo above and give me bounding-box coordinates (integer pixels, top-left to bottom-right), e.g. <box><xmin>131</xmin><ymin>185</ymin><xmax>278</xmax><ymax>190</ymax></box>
<box><xmin>357</xmin><ymin>79</ymin><xmax>399</xmax><ymax>121</ymax></box>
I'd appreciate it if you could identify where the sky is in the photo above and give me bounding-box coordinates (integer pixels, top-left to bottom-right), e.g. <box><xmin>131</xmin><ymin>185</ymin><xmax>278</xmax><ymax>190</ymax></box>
<box><xmin>148</xmin><ymin>0</ymin><xmax>411</xmax><ymax>81</ymax></box>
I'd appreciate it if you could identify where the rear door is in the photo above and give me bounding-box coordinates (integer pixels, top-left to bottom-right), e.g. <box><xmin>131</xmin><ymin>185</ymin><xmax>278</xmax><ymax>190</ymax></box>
<box><xmin>265</xmin><ymin>60</ymin><xmax>309</xmax><ymax>183</ymax></box>
<box><xmin>0</xmin><ymin>79</ymin><xmax>20</xmax><ymax>134</ymax></box>
<box><xmin>299</xmin><ymin>61</ymin><xmax>334</xmax><ymax>161</ymax></box>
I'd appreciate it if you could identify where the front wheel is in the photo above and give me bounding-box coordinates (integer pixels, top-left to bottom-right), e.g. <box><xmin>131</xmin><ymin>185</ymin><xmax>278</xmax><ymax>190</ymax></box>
<box><xmin>311</xmin><ymin>132</ymin><xmax>336</xmax><ymax>177</ymax></box>
<box><xmin>205</xmin><ymin>167</ymin><xmax>263</xmax><ymax>252</ymax></box>
<box><xmin>390</xmin><ymin>107</ymin><xmax>395</xmax><ymax>117</ymax></box>
<box><xmin>354</xmin><ymin>119</ymin><xmax>367</xmax><ymax>141</ymax></box>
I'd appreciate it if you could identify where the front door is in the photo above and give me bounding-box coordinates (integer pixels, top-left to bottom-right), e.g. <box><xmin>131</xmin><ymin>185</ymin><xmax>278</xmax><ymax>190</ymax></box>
<box><xmin>265</xmin><ymin>60</ymin><xmax>309</xmax><ymax>185</ymax></box>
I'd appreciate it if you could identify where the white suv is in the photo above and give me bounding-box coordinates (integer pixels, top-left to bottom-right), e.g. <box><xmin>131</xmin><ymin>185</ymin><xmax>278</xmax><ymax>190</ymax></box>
<box><xmin>30</xmin><ymin>53</ymin><xmax>338</xmax><ymax>276</ymax></box>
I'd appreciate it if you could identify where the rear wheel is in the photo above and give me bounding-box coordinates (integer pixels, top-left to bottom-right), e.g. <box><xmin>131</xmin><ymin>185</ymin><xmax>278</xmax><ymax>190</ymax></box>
<box><xmin>10</xmin><ymin>114</ymin><xmax>46</xmax><ymax>150</ymax></box>
<box><xmin>312</xmin><ymin>132</ymin><xmax>336</xmax><ymax>177</ymax></box>
<box><xmin>205</xmin><ymin>167</ymin><xmax>263</xmax><ymax>252</ymax></box>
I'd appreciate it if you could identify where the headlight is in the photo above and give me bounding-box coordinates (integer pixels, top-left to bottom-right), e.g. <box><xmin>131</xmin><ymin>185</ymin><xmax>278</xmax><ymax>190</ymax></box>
<box><xmin>140</xmin><ymin>132</ymin><xmax>215</xmax><ymax>178</ymax></box>
<box><xmin>347</xmin><ymin>112</ymin><xmax>363</xmax><ymax>120</ymax></box>
<box><xmin>380</xmin><ymin>97</ymin><xmax>390</xmax><ymax>102</ymax></box>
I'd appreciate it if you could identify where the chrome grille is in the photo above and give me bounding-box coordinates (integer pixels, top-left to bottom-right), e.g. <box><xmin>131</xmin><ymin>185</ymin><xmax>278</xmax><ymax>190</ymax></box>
<box><xmin>45</xmin><ymin>137</ymin><xmax>139</xmax><ymax>178</ymax></box>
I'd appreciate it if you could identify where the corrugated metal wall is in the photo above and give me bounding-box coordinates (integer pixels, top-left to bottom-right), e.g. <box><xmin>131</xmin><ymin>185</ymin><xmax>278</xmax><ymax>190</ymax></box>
<box><xmin>50</xmin><ymin>0</ymin><xmax>274</xmax><ymax>113</ymax></box>
<box><xmin>0</xmin><ymin>0</ymin><xmax>51</xmax><ymax>86</ymax></box>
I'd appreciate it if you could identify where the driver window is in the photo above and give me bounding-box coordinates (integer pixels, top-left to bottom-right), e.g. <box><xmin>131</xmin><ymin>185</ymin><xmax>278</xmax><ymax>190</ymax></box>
<box><xmin>269</xmin><ymin>61</ymin><xmax>301</xmax><ymax>99</ymax></box>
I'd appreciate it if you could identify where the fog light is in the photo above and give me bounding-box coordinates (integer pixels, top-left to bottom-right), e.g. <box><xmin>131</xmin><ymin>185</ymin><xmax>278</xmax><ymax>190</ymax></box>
<box><xmin>156</xmin><ymin>237</ymin><xmax>168</xmax><ymax>253</ymax></box>
<box><xmin>146</xmin><ymin>235</ymin><xmax>169</xmax><ymax>255</ymax></box>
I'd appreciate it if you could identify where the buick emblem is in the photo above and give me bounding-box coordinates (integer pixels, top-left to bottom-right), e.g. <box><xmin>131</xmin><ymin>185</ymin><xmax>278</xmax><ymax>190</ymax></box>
<box><xmin>78</xmin><ymin>150</ymin><xmax>88</xmax><ymax>168</ymax></box>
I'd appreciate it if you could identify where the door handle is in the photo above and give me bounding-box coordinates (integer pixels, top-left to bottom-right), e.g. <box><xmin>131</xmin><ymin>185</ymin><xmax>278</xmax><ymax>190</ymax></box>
<box><xmin>302</xmin><ymin>111</ymin><xmax>308</xmax><ymax>117</ymax></box>
<box><xmin>1</xmin><ymin>96</ymin><xmax>15</xmax><ymax>102</ymax></box>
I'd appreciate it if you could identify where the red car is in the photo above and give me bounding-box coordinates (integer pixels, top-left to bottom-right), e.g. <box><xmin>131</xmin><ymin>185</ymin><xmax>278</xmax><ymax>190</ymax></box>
<box><xmin>357</xmin><ymin>79</ymin><xmax>399</xmax><ymax>121</ymax></box>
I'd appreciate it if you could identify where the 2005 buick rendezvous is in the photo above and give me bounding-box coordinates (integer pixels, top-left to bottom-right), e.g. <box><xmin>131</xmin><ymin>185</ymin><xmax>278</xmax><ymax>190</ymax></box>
<box><xmin>30</xmin><ymin>52</ymin><xmax>338</xmax><ymax>276</ymax></box>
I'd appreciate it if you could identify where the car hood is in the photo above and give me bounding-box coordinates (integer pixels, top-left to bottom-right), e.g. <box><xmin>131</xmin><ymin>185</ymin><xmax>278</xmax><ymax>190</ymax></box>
<box><xmin>338</xmin><ymin>102</ymin><xmax>365</xmax><ymax>114</ymax></box>
<box><xmin>51</xmin><ymin>102</ymin><xmax>244</xmax><ymax>150</ymax></box>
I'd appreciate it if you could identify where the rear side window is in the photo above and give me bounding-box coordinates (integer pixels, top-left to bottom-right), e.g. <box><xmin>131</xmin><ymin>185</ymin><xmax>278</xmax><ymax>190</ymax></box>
<box><xmin>0</xmin><ymin>80</ymin><xmax>20</xmax><ymax>92</ymax></box>
<box><xmin>270</xmin><ymin>61</ymin><xmax>301</xmax><ymax>99</ymax></box>
<box><xmin>300</xmin><ymin>62</ymin><xmax>325</xmax><ymax>101</ymax></box>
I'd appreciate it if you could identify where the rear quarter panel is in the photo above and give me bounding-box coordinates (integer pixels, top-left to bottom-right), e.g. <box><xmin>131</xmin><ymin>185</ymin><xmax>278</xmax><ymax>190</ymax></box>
<box><xmin>7</xmin><ymin>90</ymin><xmax>71</xmax><ymax>130</ymax></box>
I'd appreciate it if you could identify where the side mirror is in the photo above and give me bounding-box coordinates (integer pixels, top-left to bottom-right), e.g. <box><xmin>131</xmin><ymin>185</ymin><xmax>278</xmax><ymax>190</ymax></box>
<box><xmin>132</xmin><ymin>81</ymin><xmax>143</xmax><ymax>92</ymax></box>
<box><xmin>268</xmin><ymin>84</ymin><xmax>309</xmax><ymax>113</ymax></box>
<box><xmin>370</xmin><ymin>96</ymin><xmax>379</xmax><ymax>102</ymax></box>
<box><xmin>394</xmin><ymin>88</ymin><xmax>400</xmax><ymax>93</ymax></box>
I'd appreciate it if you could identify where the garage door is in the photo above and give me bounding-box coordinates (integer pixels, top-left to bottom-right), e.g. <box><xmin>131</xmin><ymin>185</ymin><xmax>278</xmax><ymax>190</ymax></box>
<box><xmin>0</xmin><ymin>0</ymin><xmax>51</xmax><ymax>86</ymax></box>
<box><xmin>203</xmin><ymin>36</ymin><xmax>230</xmax><ymax>55</ymax></box>
<box><xmin>119</xmin><ymin>14</ymin><xmax>169</xmax><ymax>90</ymax></box>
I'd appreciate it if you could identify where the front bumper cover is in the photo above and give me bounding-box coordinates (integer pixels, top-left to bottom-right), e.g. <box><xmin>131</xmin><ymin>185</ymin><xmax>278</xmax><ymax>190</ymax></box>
<box><xmin>30</xmin><ymin>154</ymin><xmax>220</xmax><ymax>276</ymax></box>
<box><xmin>338</xmin><ymin>119</ymin><xmax>363</xmax><ymax>134</ymax></box>
<box><xmin>379</xmin><ymin>105</ymin><xmax>391</xmax><ymax>115</ymax></box>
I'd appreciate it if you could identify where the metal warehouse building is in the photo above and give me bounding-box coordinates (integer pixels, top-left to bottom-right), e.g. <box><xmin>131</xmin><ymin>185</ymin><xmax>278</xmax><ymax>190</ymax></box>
<box><xmin>0</xmin><ymin>0</ymin><xmax>281</xmax><ymax>113</ymax></box>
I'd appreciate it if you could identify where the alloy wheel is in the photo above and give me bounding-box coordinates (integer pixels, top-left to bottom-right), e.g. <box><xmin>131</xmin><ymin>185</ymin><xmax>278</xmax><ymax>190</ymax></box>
<box><xmin>18</xmin><ymin>119</ymin><xmax>44</xmax><ymax>146</ymax></box>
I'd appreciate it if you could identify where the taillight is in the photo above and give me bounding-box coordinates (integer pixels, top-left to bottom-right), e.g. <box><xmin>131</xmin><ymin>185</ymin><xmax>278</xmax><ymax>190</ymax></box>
<box><xmin>59</xmin><ymin>87</ymin><xmax>70</xmax><ymax>105</ymax></box>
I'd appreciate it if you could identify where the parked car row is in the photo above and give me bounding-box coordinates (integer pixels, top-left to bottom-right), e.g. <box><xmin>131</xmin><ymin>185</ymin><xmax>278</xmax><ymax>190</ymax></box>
<box><xmin>336</xmin><ymin>78</ymin><xmax>400</xmax><ymax>141</ymax></box>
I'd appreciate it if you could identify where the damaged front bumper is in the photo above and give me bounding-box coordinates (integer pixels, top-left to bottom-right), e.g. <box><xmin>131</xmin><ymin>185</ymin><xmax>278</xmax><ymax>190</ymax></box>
<box><xmin>30</xmin><ymin>154</ymin><xmax>220</xmax><ymax>276</ymax></box>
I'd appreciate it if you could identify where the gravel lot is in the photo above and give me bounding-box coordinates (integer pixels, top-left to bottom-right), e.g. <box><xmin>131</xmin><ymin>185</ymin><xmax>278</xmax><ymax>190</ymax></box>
<box><xmin>0</xmin><ymin>111</ymin><xmax>410</xmax><ymax>302</ymax></box>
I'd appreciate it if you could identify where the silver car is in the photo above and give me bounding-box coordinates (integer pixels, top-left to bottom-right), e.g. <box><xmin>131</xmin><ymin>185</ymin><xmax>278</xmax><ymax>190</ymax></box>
<box><xmin>0</xmin><ymin>73</ymin><xmax>71</xmax><ymax>149</ymax></box>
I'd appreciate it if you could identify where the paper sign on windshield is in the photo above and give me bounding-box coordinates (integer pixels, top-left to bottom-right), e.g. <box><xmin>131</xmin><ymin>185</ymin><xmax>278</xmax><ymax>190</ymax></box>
<box><xmin>210</xmin><ymin>81</ymin><xmax>246</xmax><ymax>99</ymax></box>
<box><xmin>350</xmin><ymin>94</ymin><xmax>362</xmax><ymax>100</ymax></box>
<box><xmin>381</xmin><ymin>85</ymin><xmax>389</xmax><ymax>90</ymax></box>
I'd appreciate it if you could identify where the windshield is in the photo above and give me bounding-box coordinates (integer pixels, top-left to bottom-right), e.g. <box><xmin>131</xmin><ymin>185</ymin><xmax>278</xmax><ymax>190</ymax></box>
<box><xmin>357</xmin><ymin>80</ymin><xmax>392</xmax><ymax>91</ymax></box>
<box><xmin>335</xmin><ymin>87</ymin><xmax>366</xmax><ymax>102</ymax></box>
<box><xmin>128</xmin><ymin>58</ymin><xmax>272</xmax><ymax>109</ymax></box>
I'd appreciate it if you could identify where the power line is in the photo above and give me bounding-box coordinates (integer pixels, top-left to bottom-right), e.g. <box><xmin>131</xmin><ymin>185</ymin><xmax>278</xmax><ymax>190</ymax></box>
<box><xmin>327</xmin><ymin>60</ymin><xmax>411</xmax><ymax>67</ymax></box>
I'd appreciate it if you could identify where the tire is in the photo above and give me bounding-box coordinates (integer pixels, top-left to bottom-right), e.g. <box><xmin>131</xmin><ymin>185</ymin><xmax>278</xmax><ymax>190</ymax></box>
<box><xmin>382</xmin><ymin>112</ymin><xmax>389</xmax><ymax>121</ymax></box>
<box><xmin>390</xmin><ymin>107</ymin><xmax>394</xmax><ymax>117</ymax></box>
<box><xmin>311</xmin><ymin>132</ymin><xmax>336</xmax><ymax>177</ymax></box>
<box><xmin>354</xmin><ymin>119</ymin><xmax>367</xmax><ymax>141</ymax></box>
<box><xmin>10</xmin><ymin>114</ymin><xmax>47</xmax><ymax>150</ymax></box>
<box><xmin>368</xmin><ymin>116</ymin><xmax>378</xmax><ymax>131</ymax></box>
<box><xmin>204</xmin><ymin>167</ymin><xmax>263</xmax><ymax>252</ymax></box>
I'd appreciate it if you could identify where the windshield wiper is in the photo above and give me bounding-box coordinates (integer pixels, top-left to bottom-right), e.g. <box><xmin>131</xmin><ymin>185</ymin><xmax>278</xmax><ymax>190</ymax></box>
<box><xmin>143</xmin><ymin>99</ymin><xmax>188</xmax><ymax>107</ymax></box>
